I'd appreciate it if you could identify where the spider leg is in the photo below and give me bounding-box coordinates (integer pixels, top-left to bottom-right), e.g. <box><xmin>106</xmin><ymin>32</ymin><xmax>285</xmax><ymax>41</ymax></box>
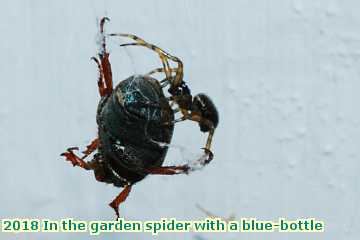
<box><xmin>148</xmin><ymin>110</ymin><xmax>215</xmax><ymax>176</ymax></box>
<box><xmin>146</xmin><ymin>67</ymin><xmax>178</xmax><ymax>77</ymax></box>
<box><xmin>109</xmin><ymin>33</ymin><xmax>184</xmax><ymax>89</ymax></box>
<box><xmin>147</xmin><ymin>165</ymin><xmax>190</xmax><ymax>175</ymax></box>
<box><xmin>147</xmin><ymin>149</ymin><xmax>213</xmax><ymax>175</ymax></box>
<box><xmin>166</xmin><ymin>110</ymin><xmax>215</xmax><ymax>155</ymax></box>
<box><xmin>109</xmin><ymin>184</ymin><xmax>132</xmax><ymax>219</ymax></box>
<box><xmin>110</xmin><ymin>33</ymin><xmax>172</xmax><ymax>80</ymax></box>
<box><xmin>146</xmin><ymin>68</ymin><xmax>179</xmax><ymax>88</ymax></box>
<box><xmin>182</xmin><ymin>110</ymin><xmax>215</xmax><ymax>153</ymax></box>
<box><xmin>127</xmin><ymin>44</ymin><xmax>172</xmax><ymax>81</ymax></box>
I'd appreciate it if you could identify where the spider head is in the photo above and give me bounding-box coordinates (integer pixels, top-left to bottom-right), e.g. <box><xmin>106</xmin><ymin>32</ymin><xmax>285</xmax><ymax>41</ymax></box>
<box><xmin>192</xmin><ymin>93</ymin><xmax>219</xmax><ymax>132</ymax></box>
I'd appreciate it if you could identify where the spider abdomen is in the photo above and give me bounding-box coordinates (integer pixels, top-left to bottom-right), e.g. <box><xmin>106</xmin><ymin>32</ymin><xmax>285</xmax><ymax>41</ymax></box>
<box><xmin>192</xmin><ymin>93</ymin><xmax>219</xmax><ymax>132</ymax></box>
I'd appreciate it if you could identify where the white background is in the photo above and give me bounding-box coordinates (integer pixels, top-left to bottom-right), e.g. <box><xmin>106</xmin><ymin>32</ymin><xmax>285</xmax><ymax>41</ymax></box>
<box><xmin>0</xmin><ymin>0</ymin><xmax>359</xmax><ymax>239</ymax></box>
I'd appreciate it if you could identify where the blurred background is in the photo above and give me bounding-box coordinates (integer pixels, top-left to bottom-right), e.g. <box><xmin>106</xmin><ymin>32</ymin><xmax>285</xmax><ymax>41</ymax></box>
<box><xmin>1</xmin><ymin>0</ymin><xmax>359</xmax><ymax>239</ymax></box>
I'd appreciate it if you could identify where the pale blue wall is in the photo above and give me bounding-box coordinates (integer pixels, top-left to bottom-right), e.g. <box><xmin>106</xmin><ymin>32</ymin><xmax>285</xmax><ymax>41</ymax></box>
<box><xmin>0</xmin><ymin>0</ymin><xmax>359</xmax><ymax>239</ymax></box>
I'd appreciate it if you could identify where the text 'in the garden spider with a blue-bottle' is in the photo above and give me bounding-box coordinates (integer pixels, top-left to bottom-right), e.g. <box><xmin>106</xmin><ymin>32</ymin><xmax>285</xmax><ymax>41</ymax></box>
<box><xmin>61</xmin><ymin>17</ymin><xmax>219</xmax><ymax>218</ymax></box>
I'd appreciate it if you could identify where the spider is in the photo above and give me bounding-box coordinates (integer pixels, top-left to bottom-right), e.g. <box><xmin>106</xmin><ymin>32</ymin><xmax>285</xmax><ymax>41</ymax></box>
<box><xmin>61</xmin><ymin>17</ymin><xmax>219</xmax><ymax>218</ymax></box>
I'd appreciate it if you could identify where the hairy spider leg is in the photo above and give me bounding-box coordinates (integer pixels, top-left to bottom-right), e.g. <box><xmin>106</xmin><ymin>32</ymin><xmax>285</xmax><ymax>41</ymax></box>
<box><xmin>91</xmin><ymin>17</ymin><xmax>113</xmax><ymax>97</ymax></box>
<box><xmin>146</xmin><ymin>68</ymin><xmax>179</xmax><ymax>88</ymax></box>
<box><xmin>179</xmin><ymin>110</ymin><xmax>215</xmax><ymax>153</ymax></box>
<box><xmin>147</xmin><ymin>147</ymin><xmax>213</xmax><ymax>175</ymax></box>
<box><xmin>172</xmin><ymin>109</ymin><xmax>215</xmax><ymax>152</ymax></box>
<box><xmin>109</xmin><ymin>33</ymin><xmax>184</xmax><ymax>89</ymax></box>
<box><xmin>146</xmin><ymin>67</ymin><xmax>178</xmax><ymax>77</ymax></box>
<box><xmin>147</xmin><ymin>165</ymin><xmax>191</xmax><ymax>175</ymax></box>
<box><xmin>111</xmin><ymin>33</ymin><xmax>172</xmax><ymax>81</ymax></box>
<box><xmin>109</xmin><ymin>184</ymin><xmax>132</xmax><ymax>219</ymax></box>
<box><xmin>121</xmin><ymin>41</ymin><xmax>183</xmax><ymax>88</ymax></box>
<box><xmin>109</xmin><ymin>34</ymin><xmax>192</xmax><ymax>117</ymax></box>
<box><xmin>148</xmin><ymin>111</ymin><xmax>215</xmax><ymax>175</ymax></box>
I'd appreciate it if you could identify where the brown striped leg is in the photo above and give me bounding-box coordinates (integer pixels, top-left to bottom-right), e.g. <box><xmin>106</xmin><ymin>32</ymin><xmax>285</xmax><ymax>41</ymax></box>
<box><xmin>146</xmin><ymin>68</ymin><xmax>179</xmax><ymax>88</ymax></box>
<box><xmin>166</xmin><ymin>110</ymin><xmax>215</xmax><ymax>157</ymax></box>
<box><xmin>147</xmin><ymin>111</ymin><xmax>215</xmax><ymax>175</ymax></box>
<box><xmin>109</xmin><ymin>33</ymin><xmax>184</xmax><ymax>89</ymax></box>
<box><xmin>146</xmin><ymin>67</ymin><xmax>178</xmax><ymax>77</ymax></box>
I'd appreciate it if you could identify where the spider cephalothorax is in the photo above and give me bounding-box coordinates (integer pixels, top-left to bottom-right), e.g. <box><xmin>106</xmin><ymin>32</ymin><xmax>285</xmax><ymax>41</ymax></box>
<box><xmin>61</xmin><ymin>17</ymin><xmax>219</xmax><ymax>218</ymax></box>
